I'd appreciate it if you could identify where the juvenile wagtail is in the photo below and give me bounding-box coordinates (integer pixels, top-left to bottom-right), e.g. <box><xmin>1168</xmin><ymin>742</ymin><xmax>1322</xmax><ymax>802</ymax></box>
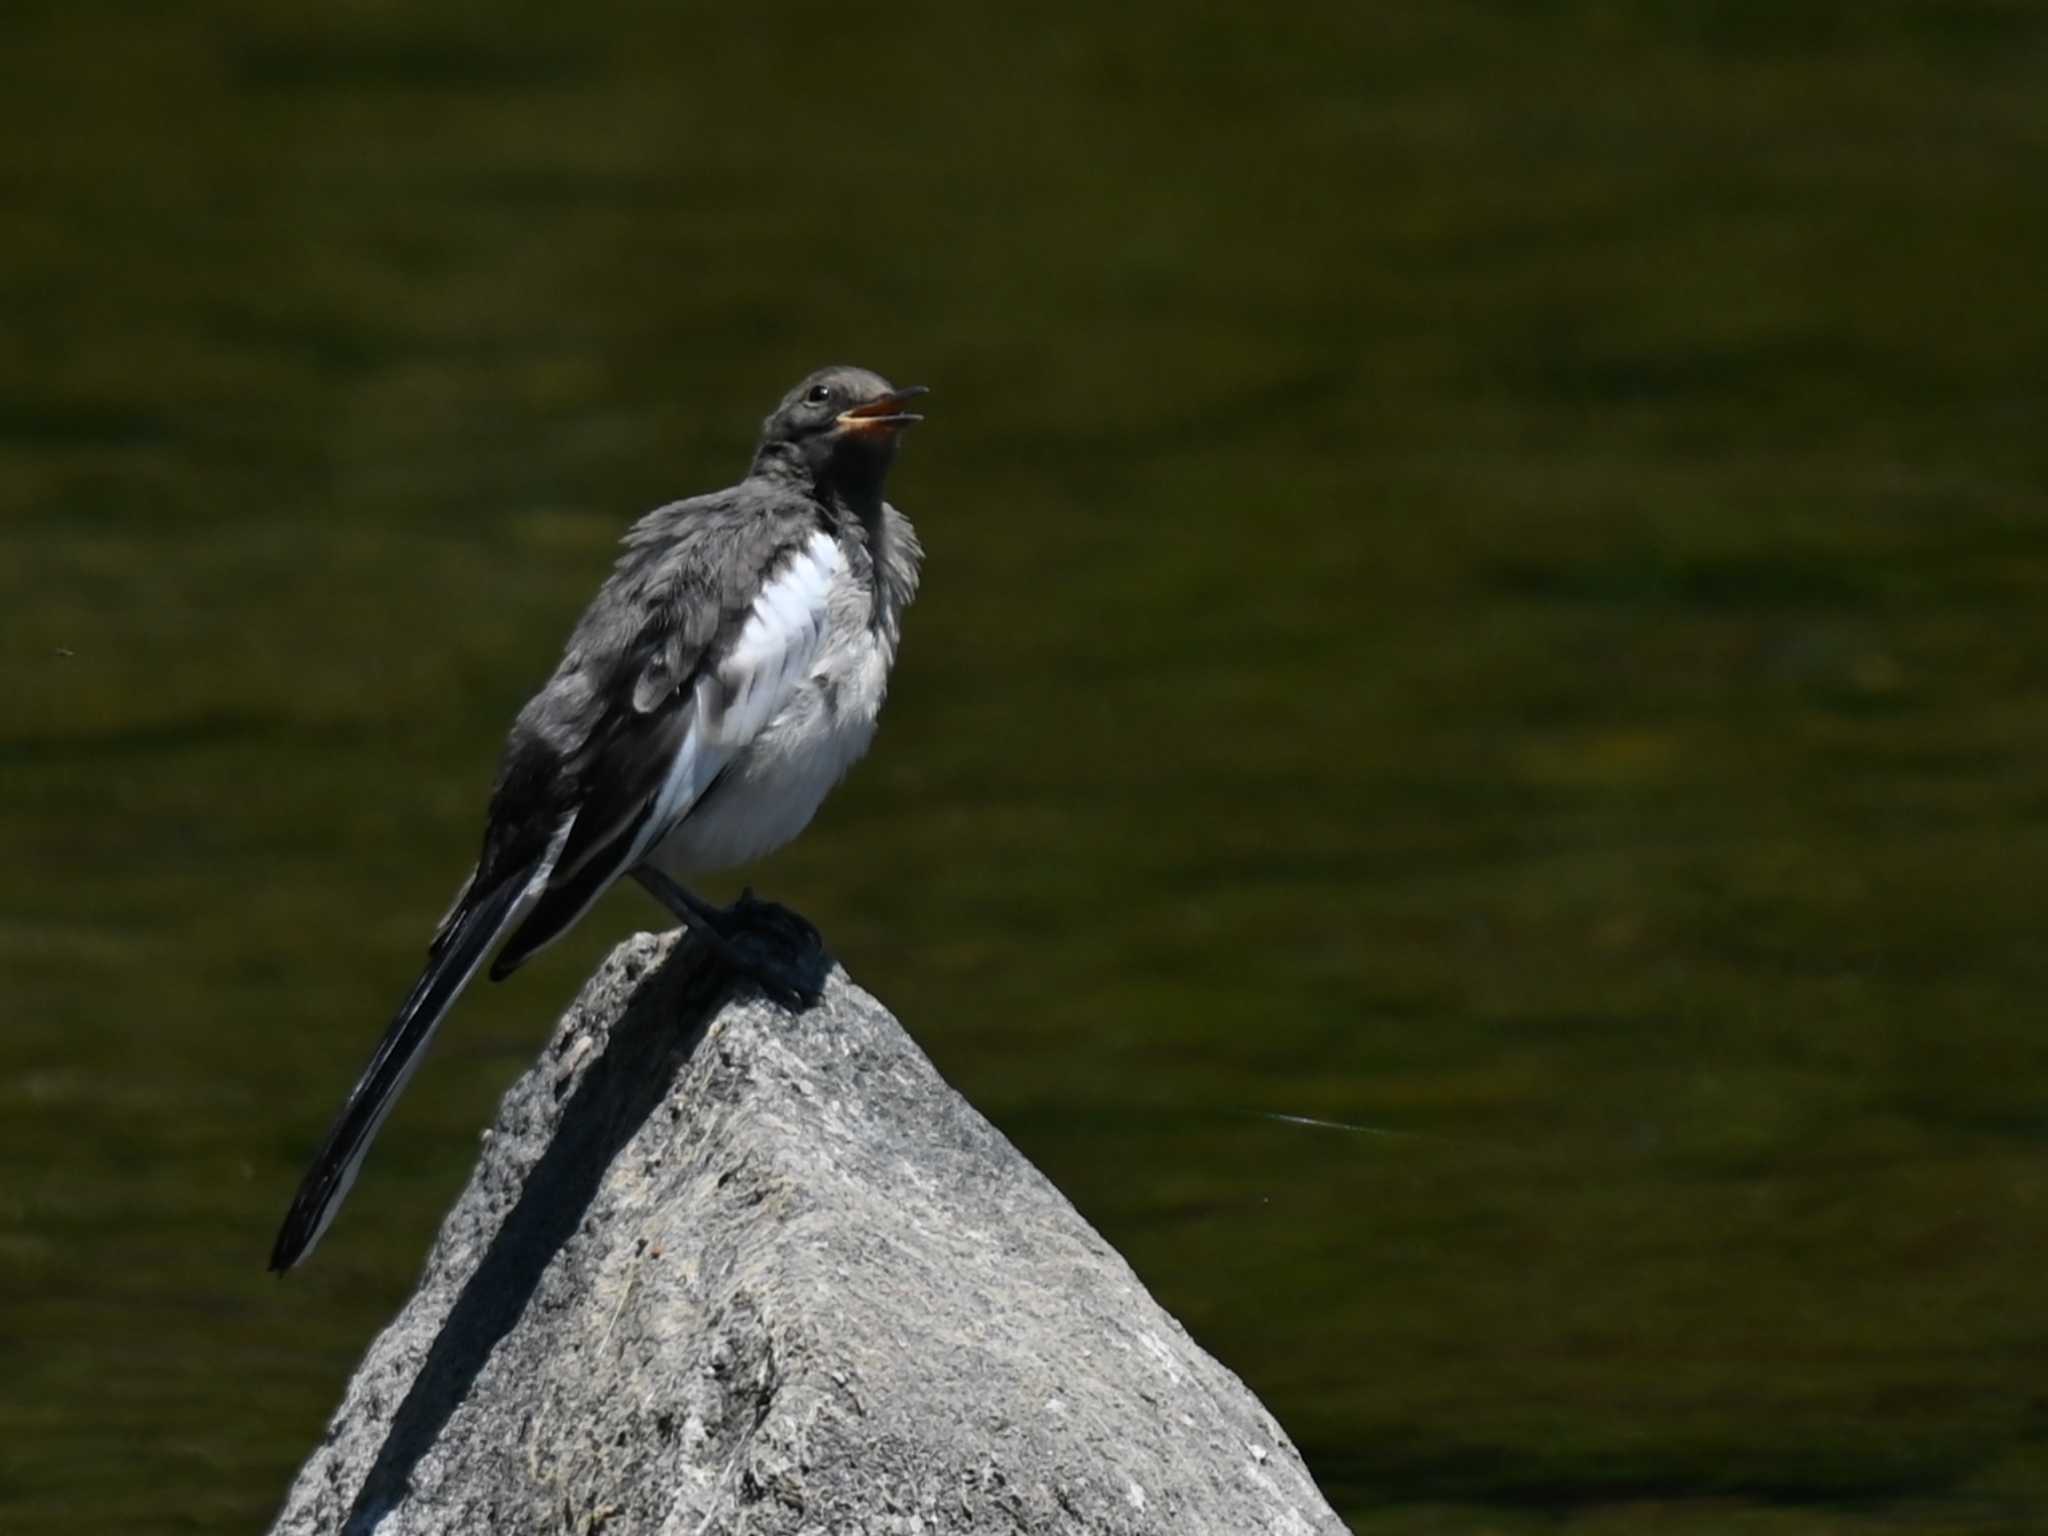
<box><xmin>270</xmin><ymin>365</ymin><xmax>925</xmax><ymax>1272</ymax></box>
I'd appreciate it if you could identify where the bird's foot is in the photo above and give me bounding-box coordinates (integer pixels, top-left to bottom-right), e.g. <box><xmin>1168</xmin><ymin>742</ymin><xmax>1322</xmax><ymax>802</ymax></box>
<box><xmin>631</xmin><ymin>869</ymin><xmax>825</xmax><ymax>1011</ymax></box>
<box><xmin>710</xmin><ymin>890</ymin><xmax>826</xmax><ymax>1010</ymax></box>
<box><xmin>728</xmin><ymin>887</ymin><xmax>823</xmax><ymax>952</ymax></box>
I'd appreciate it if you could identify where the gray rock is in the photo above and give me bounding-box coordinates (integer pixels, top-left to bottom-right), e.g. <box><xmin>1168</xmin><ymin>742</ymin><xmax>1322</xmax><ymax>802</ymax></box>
<box><xmin>270</xmin><ymin>930</ymin><xmax>1346</xmax><ymax>1536</ymax></box>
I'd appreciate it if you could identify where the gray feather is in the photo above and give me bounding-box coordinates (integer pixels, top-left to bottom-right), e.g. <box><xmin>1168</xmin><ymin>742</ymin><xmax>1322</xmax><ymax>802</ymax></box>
<box><xmin>273</xmin><ymin>364</ymin><xmax>925</xmax><ymax>1271</ymax></box>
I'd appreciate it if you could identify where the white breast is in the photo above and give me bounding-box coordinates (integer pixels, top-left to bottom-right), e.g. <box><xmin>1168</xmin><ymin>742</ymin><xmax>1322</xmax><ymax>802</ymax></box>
<box><xmin>646</xmin><ymin>547</ymin><xmax>897</xmax><ymax>877</ymax></box>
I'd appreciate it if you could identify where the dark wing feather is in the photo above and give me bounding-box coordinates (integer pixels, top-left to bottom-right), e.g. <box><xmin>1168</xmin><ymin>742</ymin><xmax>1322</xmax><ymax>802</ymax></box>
<box><xmin>485</xmin><ymin>710</ymin><xmax>680</xmax><ymax>978</ymax></box>
<box><xmin>487</xmin><ymin>497</ymin><xmax>814</xmax><ymax>974</ymax></box>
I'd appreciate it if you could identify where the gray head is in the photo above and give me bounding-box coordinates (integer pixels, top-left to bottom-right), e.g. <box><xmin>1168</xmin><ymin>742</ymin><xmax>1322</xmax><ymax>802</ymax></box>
<box><xmin>753</xmin><ymin>365</ymin><xmax>927</xmax><ymax>502</ymax></box>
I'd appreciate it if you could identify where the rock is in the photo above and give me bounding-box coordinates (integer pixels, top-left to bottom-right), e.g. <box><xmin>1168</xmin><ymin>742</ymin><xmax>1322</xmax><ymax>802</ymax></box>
<box><xmin>269</xmin><ymin>930</ymin><xmax>1346</xmax><ymax>1536</ymax></box>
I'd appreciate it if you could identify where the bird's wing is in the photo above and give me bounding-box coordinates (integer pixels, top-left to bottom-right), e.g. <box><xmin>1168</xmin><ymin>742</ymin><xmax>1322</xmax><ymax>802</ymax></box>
<box><xmin>487</xmin><ymin>522</ymin><xmax>846</xmax><ymax>977</ymax></box>
<box><xmin>270</xmin><ymin>506</ymin><xmax>840</xmax><ymax>1270</ymax></box>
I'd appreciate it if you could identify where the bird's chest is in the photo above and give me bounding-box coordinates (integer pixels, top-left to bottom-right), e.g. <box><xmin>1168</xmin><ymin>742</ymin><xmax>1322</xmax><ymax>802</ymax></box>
<box><xmin>746</xmin><ymin>620</ymin><xmax>889</xmax><ymax>804</ymax></box>
<box><xmin>653</xmin><ymin>572</ymin><xmax>893</xmax><ymax>873</ymax></box>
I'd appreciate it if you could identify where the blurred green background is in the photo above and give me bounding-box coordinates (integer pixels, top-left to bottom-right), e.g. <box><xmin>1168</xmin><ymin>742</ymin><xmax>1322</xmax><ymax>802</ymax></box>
<box><xmin>5</xmin><ymin>2</ymin><xmax>2048</xmax><ymax>1531</ymax></box>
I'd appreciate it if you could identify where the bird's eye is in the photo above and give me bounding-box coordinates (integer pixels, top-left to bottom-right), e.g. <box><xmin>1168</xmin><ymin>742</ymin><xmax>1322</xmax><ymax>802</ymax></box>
<box><xmin>805</xmin><ymin>385</ymin><xmax>831</xmax><ymax>405</ymax></box>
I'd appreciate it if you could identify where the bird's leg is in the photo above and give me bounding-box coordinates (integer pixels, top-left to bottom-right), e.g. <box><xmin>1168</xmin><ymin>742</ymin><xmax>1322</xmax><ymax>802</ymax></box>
<box><xmin>630</xmin><ymin>867</ymin><xmax>823</xmax><ymax>1010</ymax></box>
<box><xmin>632</xmin><ymin>866</ymin><xmax>732</xmax><ymax>933</ymax></box>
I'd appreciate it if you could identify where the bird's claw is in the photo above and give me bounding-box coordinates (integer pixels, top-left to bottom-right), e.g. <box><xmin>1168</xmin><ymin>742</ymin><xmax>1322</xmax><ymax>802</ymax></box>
<box><xmin>702</xmin><ymin>895</ymin><xmax>825</xmax><ymax>1012</ymax></box>
<box><xmin>728</xmin><ymin>892</ymin><xmax>823</xmax><ymax>954</ymax></box>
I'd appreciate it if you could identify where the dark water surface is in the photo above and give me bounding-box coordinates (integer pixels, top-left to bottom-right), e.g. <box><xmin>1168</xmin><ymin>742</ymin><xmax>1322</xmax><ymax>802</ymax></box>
<box><xmin>6</xmin><ymin>4</ymin><xmax>2048</xmax><ymax>1530</ymax></box>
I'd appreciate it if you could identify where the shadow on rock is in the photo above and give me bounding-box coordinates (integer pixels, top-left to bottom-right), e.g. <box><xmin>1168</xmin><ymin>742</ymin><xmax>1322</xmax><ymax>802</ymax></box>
<box><xmin>339</xmin><ymin>931</ymin><xmax>825</xmax><ymax>1535</ymax></box>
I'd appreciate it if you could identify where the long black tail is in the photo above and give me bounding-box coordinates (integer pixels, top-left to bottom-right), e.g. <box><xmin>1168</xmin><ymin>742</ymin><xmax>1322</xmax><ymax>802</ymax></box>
<box><xmin>268</xmin><ymin>873</ymin><xmax>530</xmax><ymax>1272</ymax></box>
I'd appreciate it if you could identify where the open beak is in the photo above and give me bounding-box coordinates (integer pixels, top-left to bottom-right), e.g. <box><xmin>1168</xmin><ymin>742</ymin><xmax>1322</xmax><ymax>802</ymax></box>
<box><xmin>837</xmin><ymin>385</ymin><xmax>929</xmax><ymax>437</ymax></box>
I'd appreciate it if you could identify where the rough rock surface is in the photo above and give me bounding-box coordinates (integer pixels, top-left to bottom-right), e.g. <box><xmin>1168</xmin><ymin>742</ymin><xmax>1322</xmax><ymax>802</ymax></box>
<box><xmin>270</xmin><ymin>930</ymin><xmax>1345</xmax><ymax>1535</ymax></box>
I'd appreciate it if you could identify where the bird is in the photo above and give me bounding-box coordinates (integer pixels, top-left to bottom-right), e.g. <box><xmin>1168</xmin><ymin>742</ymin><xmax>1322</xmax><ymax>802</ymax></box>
<box><xmin>268</xmin><ymin>364</ymin><xmax>926</xmax><ymax>1273</ymax></box>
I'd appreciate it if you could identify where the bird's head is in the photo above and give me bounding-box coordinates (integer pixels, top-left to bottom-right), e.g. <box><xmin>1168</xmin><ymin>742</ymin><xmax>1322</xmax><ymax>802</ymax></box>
<box><xmin>753</xmin><ymin>365</ymin><xmax>927</xmax><ymax>501</ymax></box>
